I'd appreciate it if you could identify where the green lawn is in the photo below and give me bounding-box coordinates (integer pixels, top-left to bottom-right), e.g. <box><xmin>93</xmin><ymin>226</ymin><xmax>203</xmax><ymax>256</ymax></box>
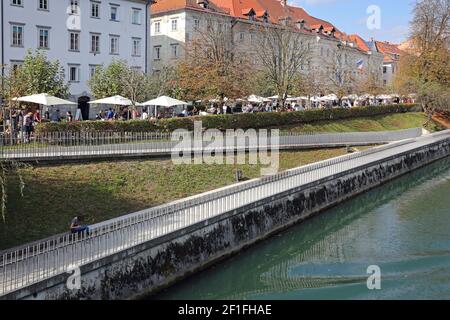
<box><xmin>0</xmin><ymin>148</ymin><xmax>356</xmax><ymax>250</ymax></box>
<box><xmin>281</xmin><ymin>112</ymin><xmax>443</xmax><ymax>133</ymax></box>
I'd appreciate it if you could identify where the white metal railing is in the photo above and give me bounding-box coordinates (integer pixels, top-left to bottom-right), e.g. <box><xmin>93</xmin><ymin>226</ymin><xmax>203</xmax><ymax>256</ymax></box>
<box><xmin>0</xmin><ymin>128</ymin><xmax>423</xmax><ymax>161</ymax></box>
<box><xmin>0</xmin><ymin>129</ymin><xmax>448</xmax><ymax>297</ymax></box>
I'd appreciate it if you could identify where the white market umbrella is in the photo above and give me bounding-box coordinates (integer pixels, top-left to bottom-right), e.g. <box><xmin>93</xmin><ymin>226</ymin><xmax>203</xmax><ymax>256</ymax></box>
<box><xmin>141</xmin><ymin>96</ymin><xmax>187</xmax><ymax>117</ymax></box>
<box><xmin>267</xmin><ymin>95</ymin><xmax>293</xmax><ymax>100</ymax></box>
<box><xmin>320</xmin><ymin>94</ymin><xmax>339</xmax><ymax>101</ymax></box>
<box><xmin>141</xmin><ymin>96</ymin><xmax>187</xmax><ymax>107</ymax></box>
<box><xmin>89</xmin><ymin>95</ymin><xmax>134</xmax><ymax>106</ymax></box>
<box><xmin>13</xmin><ymin>93</ymin><xmax>76</xmax><ymax>106</ymax></box>
<box><xmin>247</xmin><ymin>95</ymin><xmax>266</xmax><ymax>103</ymax></box>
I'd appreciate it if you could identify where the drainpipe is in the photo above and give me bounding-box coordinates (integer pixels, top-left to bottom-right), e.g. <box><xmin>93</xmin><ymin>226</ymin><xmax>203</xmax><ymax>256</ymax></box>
<box><xmin>1</xmin><ymin>0</ymin><xmax>5</xmax><ymax>93</ymax></box>
<box><xmin>145</xmin><ymin>0</ymin><xmax>154</xmax><ymax>74</ymax></box>
<box><xmin>1</xmin><ymin>0</ymin><xmax>5</xmax><ymax>130</ymax></box>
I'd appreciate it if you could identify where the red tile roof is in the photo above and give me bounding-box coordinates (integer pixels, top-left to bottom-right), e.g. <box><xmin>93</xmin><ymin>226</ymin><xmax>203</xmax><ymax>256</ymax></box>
<box><xmin>348</xmin><ymin>34</ymin><xmax>370</xmax><ymax>52</ymax></box>
<box><xmin>375</xmin><ymin>41</ymin><xmax>403</xmax><ymax>56</ymax></box>
<box><xmin>375</xmin><ymin>41</ymin><xmax>404</xmax><ymax>62</ymax></box>
<box><xmin>151</xmin><ymin>0</ymin><xmax>229</xmax><ymax>15</ymax></box>
<box><xmin>151</xmin><ymin>0</ymin><xmax>380</xmax><ymax>53</ymax></box>
<box><xmin>152</xmin><ymin>0</ymin><xmax>339</xmax><ymax>32</ymax></box>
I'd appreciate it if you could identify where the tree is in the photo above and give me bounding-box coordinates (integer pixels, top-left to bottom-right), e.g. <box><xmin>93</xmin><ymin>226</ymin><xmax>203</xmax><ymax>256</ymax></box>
<box><xmin>324</xmin><ymin>44</ymin><xmax>357</xmax><ymax>104</ymax></box>
<box><xmin>394</xmin><ymin>0</ymin><xmax>450</xmax><ymax>117</ymax></box>
<box><xmin>88</xmin><ymin>60</ymin><xmax>128</xmax><ymax>99</ymax></box>
<box><xmin>89</xmin><ymin>60</ymin><xmax>154</xmax><ymax>106</ymax></box>
<box><xmin>176</xmin><ymin>18</ymin><xmax>253</xmax><ymax>108</ymax></box>
<box><xmin>147</xmin><ymin>66</ymin><xmax>179</xmax><ymax>98</ymax></box>
<box><xmin>1</xmin><ymin>50</ymin><xmax>69</xmax><ymax>103</ymax></box>
<box><xmin>410</xmin><ymin>0</ymin><xmax>450</xmax><ymax>85</ymax></box>
<box><xmin>356</xmin><ymin>58</ymin><xmax>384</xmax><ymax>98</ymax></box>
<box><xmin>253</xmin><ymin>21</ymin><xmax>312</xmax><ymax>109</ymax></box>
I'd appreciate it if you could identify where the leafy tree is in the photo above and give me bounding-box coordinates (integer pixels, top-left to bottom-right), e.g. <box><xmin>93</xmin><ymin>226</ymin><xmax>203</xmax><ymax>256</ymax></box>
<box><xmin>1</xmin><ymin>50</ymin><xmax>69</xmax><ymax>106</ymax></box>
<box><xmin>88</xmin><ymin>60</ymin><xmax>128</xmax><ymax>99</ymax></box>
<box><xmin>394</xmin><ymin>0</ymin><xmax>450</xmax><ymax>117</ymax></box>
<box><xmin>176</xmin><ymin>18</ymin><xmax>253</xmax><ymax>107</ymax></box>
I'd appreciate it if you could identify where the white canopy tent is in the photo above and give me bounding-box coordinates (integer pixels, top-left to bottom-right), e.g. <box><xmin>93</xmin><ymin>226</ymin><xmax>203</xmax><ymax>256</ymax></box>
<box><xmin>140</xmin><ymin>96</ymin><xmax>188</xmax><ymax>117</ymax></box>
<box><xmin>88</xmin><ymin>95</ymin><xmax>134</xmax><ymax>106</ymax></box>
<box><xmin>247</xmin><ymin>95</ymin><xmax>270</xmax><ymax>103</ymax></box>
<box><xmin>12</xmin><ymin>93</ymin><xmax>77</xmax><ymax>121</ymax></box>
<box><xmin>319</xmin><ymin>94</ymin><xmax>339</xmax><ymax>102</ymax></box>
<box><xmin>13</xmin><ymin>93</ymin><xmax>76</xmax><ymax>106</ymax></box>
<box><xmin>267</xmin><ymin>95</ymin><xmax>293</xmax><ymax>100</ymax></box>
<box><xmin>342</xmin><ymin>94</ymin><xmax>359</xmax><ymax>100</ymax></box>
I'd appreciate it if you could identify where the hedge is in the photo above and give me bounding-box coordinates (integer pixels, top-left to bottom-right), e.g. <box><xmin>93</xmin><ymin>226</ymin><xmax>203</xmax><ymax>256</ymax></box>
<box><xmin>36</xmin><ymin>104</ymin><xmax>418</xmax><ymax>133</ymax></box>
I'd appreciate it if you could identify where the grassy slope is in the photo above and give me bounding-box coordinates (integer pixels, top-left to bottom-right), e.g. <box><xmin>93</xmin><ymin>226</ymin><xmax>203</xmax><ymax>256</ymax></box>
<box><xmin>1</xmin><ymin>112</ymin><xmax>441</xmax><ymax>249</ymax></box>
<box><xmin>1</xmin><ymin>148</ymin><xmax>350</xmax><ymax>249</ymax></box>
<box><xmin>281</xmin><ymin>112</ymin><xmax>442</xmax><ymax>133</ymax></box>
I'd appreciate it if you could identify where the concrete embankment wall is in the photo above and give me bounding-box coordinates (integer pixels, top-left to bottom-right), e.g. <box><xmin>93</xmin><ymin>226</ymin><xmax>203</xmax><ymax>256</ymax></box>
<box><xmin>6</xmin><ymin>137</ymin><xmax>450</xmax><ymax>300</ymax></box>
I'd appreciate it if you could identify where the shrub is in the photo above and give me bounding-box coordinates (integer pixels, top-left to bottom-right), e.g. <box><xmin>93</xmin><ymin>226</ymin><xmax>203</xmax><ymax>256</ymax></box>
<box><xmin>36</xmin><ymin>104</ymin><xmax>417</xmax><ymax>133</ymax></box>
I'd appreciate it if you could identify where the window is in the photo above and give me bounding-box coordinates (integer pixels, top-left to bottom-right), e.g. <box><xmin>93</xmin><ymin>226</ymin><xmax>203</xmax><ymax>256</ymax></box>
<box><xmin>91</xmin><ymin>1</ymin><xmax>99</xmax><ymax>18</ymax></box>
<box><xmin>132</xmin><ymin>38</ymin><xmax>141</xmax><ymax>56</ymax></box>
<box><xmin>90</xmin><ymin>33</ymin><xmax>100</xmax><ymax>53</ymax></box>
<box><xmin>153</xmin><ymin>45</ymin><xmax>161</xmax><ymax>60</ymax></box>
<box><xmin>171</xmin><ymin>44</ymin><xmax>179</xmax><ymax>59</ymax></box>
<box><xmin>154</xmin><ymin>21</ymin><xmax>161</xmax><ymax>34</ymax></box>
<box><xmin>11</xmin><ymin>0</ymin><xmax>23</xmax><ymax>6</ymax></box>
<box><xmin>239</xmin><ymin>32</ymin><xmax>244</xmax><ymax>42</ymax></box>
<box><xmin>171</xmin><ymin>19</ymin><xmax>178</xmax><ymax>31</ymax></box>
<box><xmin>110</xmin><ymin>35</ymin><xmax>119</xmax><ymax>54</ymax></box>
<box><xmin>39</xmin><ymin>0</ymin><xmax>49</xmax><ymax>10</ymax></box>
<box><xmin>70</xmin><ymin>0</ymin><xmax>79</xmax><ymax>14</ymax></box>
<box><xmin>383</xmin><ymin>66</ymin><xmax>387</xmax><ymax>74</ymax></box>
<box><xmin>68</xmin><ymin>65</ymin><xmax>80</xmax><ymax>82</ymax></box>
<box><xmin>132</xmin><ymin>9</ymin><xmax>141</xmax><ymax>24</ymax></box>
<box><xmin>89</xmin><ymin>65</ymin><xmax>99</xmax><ymax>79</ymax></box>
<box><xmin>110</xmin><ymin>5</ymin><xmax>118</xmax><ymax>21</ymax></box>
<box><xmin>69</xmin><ymin>31</ymin><xmax>80</xmax><ymax>51</ymax></box>
<box><xmin>11</xmin><ymin>24</ymin><xmax>24</xmax><ymax>47</ymax></box>
<box><xmin>10</xmin><ymin>60</ymin><xmax>24</xmax><ymax>73</ymax></box>
<box><xmin>38</xmin><ymin>27</ymin><xmax>50</xmax><ymax>49</ymax></box>
<box><xmin>194</xmin><ymin>19</ymin><xmax>200</xmax><ymax>30</ymax></box>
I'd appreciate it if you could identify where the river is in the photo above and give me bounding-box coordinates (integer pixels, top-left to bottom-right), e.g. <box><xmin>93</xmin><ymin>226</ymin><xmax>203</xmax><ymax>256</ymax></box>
<box><xmin>154</xmin><ymin>157</ymin><xmax>450</xmax><ymax>300</ymax></box>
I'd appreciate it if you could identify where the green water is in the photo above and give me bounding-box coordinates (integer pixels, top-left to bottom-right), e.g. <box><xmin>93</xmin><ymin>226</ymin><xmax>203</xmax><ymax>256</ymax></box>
<box><xmin>154</xmin><ymin>157</ymin><xmax>450</xmax><ymax>300</ymax></box>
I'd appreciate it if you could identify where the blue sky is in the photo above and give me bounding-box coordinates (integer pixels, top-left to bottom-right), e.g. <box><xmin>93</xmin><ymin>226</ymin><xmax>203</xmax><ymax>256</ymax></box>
<box><xmin>290</xmin><ymin>0</ymin><xmax>414</xmax><ymax>43</ymax></box>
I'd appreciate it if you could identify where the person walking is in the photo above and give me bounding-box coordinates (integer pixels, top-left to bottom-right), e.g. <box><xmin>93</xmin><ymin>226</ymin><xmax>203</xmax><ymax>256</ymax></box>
<box><xmin>23</xmin><ymin>112</ymin><xmax>34</xmax><ymax>143</ymax></box>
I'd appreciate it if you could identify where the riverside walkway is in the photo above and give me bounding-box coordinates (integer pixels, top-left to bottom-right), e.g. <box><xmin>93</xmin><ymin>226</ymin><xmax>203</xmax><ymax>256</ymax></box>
<box><xmin>1</xmin><ymin>129</ymin><xmax>449</xmax><ymax>298</ymax></box>
<box><xmin>0</xmin><ymin>128</ymin><xmax>422</xmax><ymax>162</ymax></box>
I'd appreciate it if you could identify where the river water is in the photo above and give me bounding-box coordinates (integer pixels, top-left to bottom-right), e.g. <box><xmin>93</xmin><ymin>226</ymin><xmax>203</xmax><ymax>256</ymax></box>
<box><xmin>154</xmin><ymin>157</ymin><xmax>450</xmax><ymax>300</ymax></box>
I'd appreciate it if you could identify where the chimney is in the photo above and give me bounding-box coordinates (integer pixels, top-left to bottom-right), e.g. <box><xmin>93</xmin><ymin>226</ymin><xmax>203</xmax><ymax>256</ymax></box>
<box><xmin>280</xmin><ymin>0</ymin><xmax>287</xmax><ymax>7</ymax></box>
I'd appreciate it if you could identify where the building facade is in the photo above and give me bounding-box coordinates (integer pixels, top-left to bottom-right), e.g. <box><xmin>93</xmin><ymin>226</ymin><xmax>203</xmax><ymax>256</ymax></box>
<box><xmin>374</xmin><ymin>41</ymin><xmax>404</xmax><ymax>87</ymax></box>
<box><xmin>150</xmin><ymin>0</ymin><xmax>384</xmax><ymax>94</ymax></box>
<box><xmin>1</xmin><ymin>0</ymin><xmax>153</xmax><ymax>118</ymax></box>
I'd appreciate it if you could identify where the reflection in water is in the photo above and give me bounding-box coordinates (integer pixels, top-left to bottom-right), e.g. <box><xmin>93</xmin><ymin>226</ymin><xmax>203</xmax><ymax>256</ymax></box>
<box><xmin>153</xmin><ymin>157</ymin><xmax>450</xmax><ymax>300</ymax></box>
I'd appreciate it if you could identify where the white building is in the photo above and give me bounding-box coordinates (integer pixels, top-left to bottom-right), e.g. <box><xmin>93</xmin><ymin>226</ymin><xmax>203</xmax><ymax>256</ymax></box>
<box><xmin>1</xmin><ymin>0</ymin><xmax>154</xmax><ymax>118</ymax></box>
